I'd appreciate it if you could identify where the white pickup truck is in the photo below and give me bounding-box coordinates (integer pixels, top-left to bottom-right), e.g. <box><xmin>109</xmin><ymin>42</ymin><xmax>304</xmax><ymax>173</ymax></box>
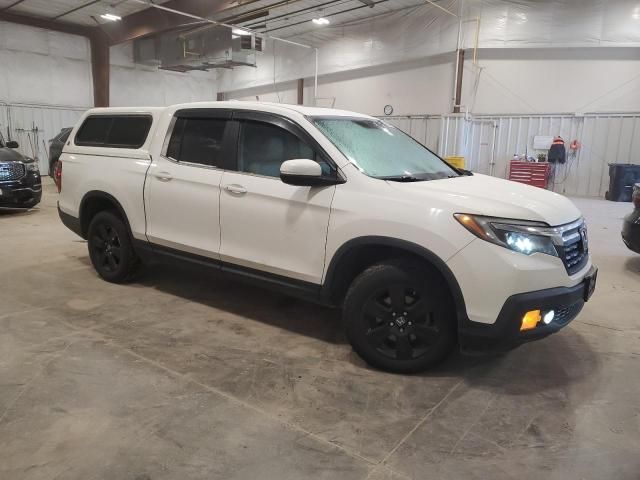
<box><xmin>57</xmin><ymin>101</ymin><xmax>597</xmax><ymax>373</ymax></box>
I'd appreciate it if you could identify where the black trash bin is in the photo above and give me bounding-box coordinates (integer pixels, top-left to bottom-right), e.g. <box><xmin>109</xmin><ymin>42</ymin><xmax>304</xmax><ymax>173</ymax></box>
<box><xmin>605</xmin><ymin>164</ymin><xmax>640</xmax><ymax>202</ymax></box>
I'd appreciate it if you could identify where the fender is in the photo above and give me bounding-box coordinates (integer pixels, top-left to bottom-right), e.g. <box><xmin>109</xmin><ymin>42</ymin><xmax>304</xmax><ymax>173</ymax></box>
<box><xmin>79</xmin><ymin>190</ymin><xmax>134</xmax><ymax>239</ymax></box>
<box><xmin>322</xmin><ymin>236</ymin><xmax>469</xmax><ymax>328</ymax></box>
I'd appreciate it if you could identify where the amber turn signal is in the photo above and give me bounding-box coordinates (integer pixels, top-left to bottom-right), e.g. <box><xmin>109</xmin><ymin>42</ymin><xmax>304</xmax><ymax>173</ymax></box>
<box><xmin>520</xmin><ymin>310</ymin><xmax>541</xmax><ymax>331</ymax></box>
<box><xmin>453</xmin><ymin>214</ymin><xmax>492</xmax><ymax>241</ymax></box>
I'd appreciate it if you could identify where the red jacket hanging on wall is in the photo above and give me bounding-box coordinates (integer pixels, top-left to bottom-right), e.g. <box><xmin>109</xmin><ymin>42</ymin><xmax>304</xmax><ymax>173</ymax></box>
<box><xmin>548</xmin><ymin>137</ymin><xmax>566</xmax><ymax>164</ymax></box>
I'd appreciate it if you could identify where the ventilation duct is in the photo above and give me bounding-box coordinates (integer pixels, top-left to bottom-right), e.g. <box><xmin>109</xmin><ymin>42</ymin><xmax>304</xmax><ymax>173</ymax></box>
<box><xmin>133</xmin><ymin>25</ymin><xmax>263</xmax><ymax>72</ymax></box>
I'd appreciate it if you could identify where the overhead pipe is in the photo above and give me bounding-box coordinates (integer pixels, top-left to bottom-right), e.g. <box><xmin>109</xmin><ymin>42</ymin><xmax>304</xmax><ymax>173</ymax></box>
<box><xmin>423</xmin><ymin>2</ymin><xmax>482</xmax><ymax>112</ymax></box>
<box><xmin>264</xmin><ymin>0</ymin><xmax>393</xmax><ymax>33</ymax></box>
<box><xmin>423</xmin><ymin>0</ymin><xmax>465</xmax><ymax>113</ymax></box>
<box><xmin>243</xmin><ymin>0</ymin><xmax>347</xmax><ymax>29</ymax></box>
<box><xmin>423</xmin><ymin>0</ymin><xmax>458</xmax><ymax>17</ymax></box>
<box><xmin>315</xmin><ymin>48</ymin><xmax>319</xmax><ymax>105</ymax></box>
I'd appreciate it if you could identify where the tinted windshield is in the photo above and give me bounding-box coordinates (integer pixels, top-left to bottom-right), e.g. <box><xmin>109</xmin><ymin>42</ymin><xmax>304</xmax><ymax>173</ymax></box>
<box><xmin>311</xmin><ymin>117</ymin><xmax>459</xmax><ymax>181</ymax></box>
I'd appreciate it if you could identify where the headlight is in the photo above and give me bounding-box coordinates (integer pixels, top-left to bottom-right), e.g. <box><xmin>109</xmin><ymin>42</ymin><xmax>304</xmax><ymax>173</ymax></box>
<box><xmin>454</xmin><ymin>214</ymin><xmax>558</xmax><ymax>257</ymax></box>
<box><xmin>25</xmin><ymin>160</ymin><xmax>39</xmax><ymax>172</ymax></box>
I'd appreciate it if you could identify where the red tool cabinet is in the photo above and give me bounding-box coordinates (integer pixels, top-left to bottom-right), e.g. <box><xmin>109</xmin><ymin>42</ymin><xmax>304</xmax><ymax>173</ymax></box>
<box><xmin>508</xmin><ymin>161</ymin><xmax>551</xmax><ymax>189</ymax></box>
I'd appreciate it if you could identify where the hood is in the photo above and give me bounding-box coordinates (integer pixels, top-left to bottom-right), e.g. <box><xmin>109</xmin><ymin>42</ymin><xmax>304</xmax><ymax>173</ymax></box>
<box><xmin>387</xmin><ymin>173</ymin><xmax>581</xmax><ymax>227</ymax></box>
<box><xmin>0</xmin><ymin>147</ymin><xmax>26</xmax><ymax>163</ymax></box>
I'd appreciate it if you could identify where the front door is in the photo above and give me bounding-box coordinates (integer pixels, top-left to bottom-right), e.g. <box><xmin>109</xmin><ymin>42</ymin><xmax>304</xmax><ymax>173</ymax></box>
<box><xmin>219</xmin><ymin>112</ymin><xmax>338</xmax><ymax>284</ymax></box>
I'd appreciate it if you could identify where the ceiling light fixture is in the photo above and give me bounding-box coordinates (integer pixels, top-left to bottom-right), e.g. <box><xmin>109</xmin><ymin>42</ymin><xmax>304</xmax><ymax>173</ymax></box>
<box><xmin>312</xmin><ymin>17</ymin><xmax>330</xmax><ymax>25</ymax></box>
<box><xmin>232</xmin><ymin>28</ymin><xmax>251</xmax><ymax>36</ymax></box>
<box><xmin>100</xmin><ymin>13</ymin><xmax>121</xmax><ymax>21</ymax></box>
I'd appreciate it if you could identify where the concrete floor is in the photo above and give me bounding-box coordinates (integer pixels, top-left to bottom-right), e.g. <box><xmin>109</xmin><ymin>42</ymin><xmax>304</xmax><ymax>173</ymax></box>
<box><xmin>1</xmin><ymin>179</ymin><xmax>639</xmax><ymax>480</ymax></box>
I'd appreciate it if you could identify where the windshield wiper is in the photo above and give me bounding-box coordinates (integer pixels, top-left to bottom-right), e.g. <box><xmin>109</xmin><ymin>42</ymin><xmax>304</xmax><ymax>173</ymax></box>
<box><xmin>377</xmin><ymin>175</ymin><xmax>426</xmax><ymax>182</ymax></box>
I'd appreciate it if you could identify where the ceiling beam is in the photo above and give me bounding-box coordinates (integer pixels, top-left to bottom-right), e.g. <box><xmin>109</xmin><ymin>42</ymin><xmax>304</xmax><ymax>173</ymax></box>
<box><xmin>53</xmin><ymin>0</ymin><xmax>102</xmax><ymax>20</ymax></box>
<box><xmin>0</xmin><ymin>10</ymin><xmax>92</xmax><ymax>36</ymax></box>
<box><xmin>1</xmin><ymin>0</ymin><xmax>28</xmax><ymax>11</ymax></box>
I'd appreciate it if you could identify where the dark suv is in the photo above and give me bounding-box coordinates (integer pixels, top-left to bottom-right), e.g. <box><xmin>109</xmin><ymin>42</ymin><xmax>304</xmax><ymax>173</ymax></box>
<box><xmin>0</xmin><ymin>139</ymin><xmax>42</xmax><ymax>209</ymax></box>
<box><xmin>622</xmin><ymin>184</ymin><xmax>640</xmax><ymax>254</ymax></box>
<box><xmin>48</xmin><ymin>127</ymin><xmax>72</xmax><ymax>177</ymax></box>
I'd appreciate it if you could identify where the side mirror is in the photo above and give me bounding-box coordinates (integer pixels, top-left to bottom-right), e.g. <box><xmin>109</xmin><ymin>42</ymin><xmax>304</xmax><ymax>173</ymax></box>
<box><xmin>5</xmin><ymin>141</ymin><xmax>19</xmax><ymax>148</ymax></box>
<box><xmin>280</xmin><ymin>159</ymin><xmax>333</xmax><ymax>186</ymax></box>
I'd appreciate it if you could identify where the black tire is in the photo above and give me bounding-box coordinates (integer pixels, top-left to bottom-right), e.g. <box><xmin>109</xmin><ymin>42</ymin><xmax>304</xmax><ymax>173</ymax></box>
<box><xmin>343</xmin><ymin>260</ymin><xmax>456</xmax><ymax>373</ymax></box>
<box><xmin>87</xmin><ymin>210</ymin><xmax>138</xmax><ymax>283</ymax></box>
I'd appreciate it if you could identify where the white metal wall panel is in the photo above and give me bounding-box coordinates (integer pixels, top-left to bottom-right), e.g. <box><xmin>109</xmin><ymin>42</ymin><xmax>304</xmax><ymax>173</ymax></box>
<box><xmin>1</xmin><ymin>103</ymin><xmax>637</xmax><ymax>197</ymax></box>
<box><xmin>0</xmin><ymin>103</ymin><xmax>86</xmax><ymax>172</ymax></box>
<box><xmin>377</xmin><ymin>112</ymin><xmax>640</xmax><ymax>198</ymax></box>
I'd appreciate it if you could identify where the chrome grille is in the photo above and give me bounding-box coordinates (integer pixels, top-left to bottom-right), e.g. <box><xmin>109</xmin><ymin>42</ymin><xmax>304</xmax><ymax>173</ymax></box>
<box><xmin>0</xmin><ymin>162</ymin><xmax>25</xmax><ymax>181</ymax></box>
<box><xmin>558</xmin><ymin>222</ymin><xmax>589</xmax><ymax>275</ymax></box>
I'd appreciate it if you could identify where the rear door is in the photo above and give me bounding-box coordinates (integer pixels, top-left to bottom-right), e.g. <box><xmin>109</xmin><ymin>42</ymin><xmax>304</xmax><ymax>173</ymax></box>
<box><xmin>145</xmin><ymin>109</ymin><xmax>234</xmax><ymax>258</ymax></box>
<box><xmin>219</xmin><ymin>111</ymin><xmax>339</xmax><ymax>284</ymax></box>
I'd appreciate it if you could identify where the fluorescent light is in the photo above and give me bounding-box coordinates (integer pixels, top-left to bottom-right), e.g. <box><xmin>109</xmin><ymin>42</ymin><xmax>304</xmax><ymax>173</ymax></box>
<box><xmin>100</xmin><ymin>13</ymin><xmax>121</xmax><ymax>21</ymax></box>
<box><xmin>312</xmin><ymin>17</ymin><xmax>330</xmax><ymax>25</ymax></box>
<box><xmin>232</xmin><ymin>28</ymin><xmax>251</xmax><ymax>36</ymax></box>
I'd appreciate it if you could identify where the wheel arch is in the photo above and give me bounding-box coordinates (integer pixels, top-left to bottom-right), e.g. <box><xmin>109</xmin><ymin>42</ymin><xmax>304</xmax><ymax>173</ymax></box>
<box><xmin>323</xmin><ymin>236</ymin><xmax>469</xmax><ymax>328</ymax></box>
<box><xmin>79</xmin><ymin>191</ymin><xmax>133</xmax><ymax>239</ymax></box>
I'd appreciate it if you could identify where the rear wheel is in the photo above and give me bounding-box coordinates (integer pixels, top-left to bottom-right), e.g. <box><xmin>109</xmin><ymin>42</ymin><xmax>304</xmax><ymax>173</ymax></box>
<box><xmin>87</xmin><ymin>210</ymin><xmax>138</xmax><ymax>283</ymax></box>
<box><xmin>343</xmin><ymin>260</ymin><xmax>456</xmax><ymax>373</ymax></box>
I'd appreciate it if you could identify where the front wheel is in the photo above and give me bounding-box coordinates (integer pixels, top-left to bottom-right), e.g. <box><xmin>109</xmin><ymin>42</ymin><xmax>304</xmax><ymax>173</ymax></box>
<box><xmin>87</xmin><ymin>210</ymin><xmax>138</xmax><ymax>283</ymax></box>
<box><xmin>343</xmin><ymin>260</ymin><xmax>456</xmax><ymax>373</ymax></box>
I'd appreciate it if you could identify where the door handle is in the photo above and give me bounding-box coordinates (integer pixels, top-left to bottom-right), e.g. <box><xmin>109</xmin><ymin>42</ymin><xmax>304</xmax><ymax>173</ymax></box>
<box><xmin>224</xmin><ymin>184</ymin><xmax>247</xmax><ymax>195</ymax></box>
<box><xmin>155</xmin><ymin>172</ymin><xmax>173</xmax><ymax>182</ymax></box>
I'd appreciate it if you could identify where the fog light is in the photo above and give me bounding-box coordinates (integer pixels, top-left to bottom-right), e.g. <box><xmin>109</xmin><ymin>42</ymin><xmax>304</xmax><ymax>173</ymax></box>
<box><xmin>520</xmin><ymin>310</ymin><xmax>541</xmax><ymax>331</ymax></box>
<box><xmin>543</xmin><ymin>310</ymin><xmax>555</xmax><ymax>325</ymax></box>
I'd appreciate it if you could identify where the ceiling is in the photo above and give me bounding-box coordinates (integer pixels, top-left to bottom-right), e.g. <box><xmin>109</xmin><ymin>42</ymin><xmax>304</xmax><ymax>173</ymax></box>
<box><xmin>0</xmin><ymin>0</ymin><xmax>160</xmax><ymax>26</ymax></box>
<box><xmin>0</xmin><ymin>0</ymin><xmax>432</xmax><ymax>37</ymax></box>
<box><xmin>215</xmin><ymin>0</ymin><xmax>430</xmax><ymax>38</ymax></box>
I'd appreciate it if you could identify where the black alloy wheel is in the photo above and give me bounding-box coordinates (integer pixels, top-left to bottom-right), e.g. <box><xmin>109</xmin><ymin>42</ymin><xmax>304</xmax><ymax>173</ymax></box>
<box><xmin>92</xmin><ymin>222</ymin><xmax>122</xmax><ymax>273</ymax></box>
<box><xmin>87</xmin><ymin>210</ymin><xmax>138</xmax><ymax>283</ymax></box>
<box><xmin>344</xmin><ymin>260</ymin><xmax>455</xmax><ymax>373</ymax></box>
<box><xmin>362</xmin><ymin>284</ymin><xmax>441</xmax><ymax>361</ymax></box>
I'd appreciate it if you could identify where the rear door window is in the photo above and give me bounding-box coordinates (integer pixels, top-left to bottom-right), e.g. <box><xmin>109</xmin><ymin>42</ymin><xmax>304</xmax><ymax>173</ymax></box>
<box><xmin>75</xmin><ymin>117</ymin><xmax>112</xmax><ymax>146</ymax></box>
<box><xmin>107</xmin><ymin>117</ymin><xmax>152</xmax><ymax>148</ymax></box>
<box><xmin>75</xmin><ymin>115</ymin><xmax>152</xmax><ymax>148</ymax></box>
<box><xmin>165</xmin><ymin>117</ymin><xmax>228</xmax><ymax>168</ymax></box>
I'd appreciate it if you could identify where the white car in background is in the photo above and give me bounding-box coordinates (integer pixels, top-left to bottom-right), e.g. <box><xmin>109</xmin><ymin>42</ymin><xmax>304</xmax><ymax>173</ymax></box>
<box><xmin>57</xmin><ymin>102</ymin><xmax>597</xmax><ymax>373</ymax></box>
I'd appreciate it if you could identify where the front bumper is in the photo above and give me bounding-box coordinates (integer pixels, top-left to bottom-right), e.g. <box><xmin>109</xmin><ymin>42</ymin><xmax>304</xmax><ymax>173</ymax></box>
<box><xmin>459</xmin><ymin>265</ymin><xmax>597</xmax><ymax>353</ymax></box>
<box><xmin>621</xmin><ymin>210</ymin><xmax>640</xmax><ymax>254</ymax></box>
<box><xmin>0</xmin><ymin>172</ymin><xmax>42</xmax><ymax>208</ymax></box>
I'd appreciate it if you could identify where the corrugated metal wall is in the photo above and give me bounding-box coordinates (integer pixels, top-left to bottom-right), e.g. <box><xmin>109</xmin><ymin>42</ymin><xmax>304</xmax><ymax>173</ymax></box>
<box><xmin>0</xmin><ymin>103</ymin><xmax>86</xmax><ymax>172</ymax></box>
<box><xmin>379</xmin><ymin>113</ymin><xmax>640</xmax><ymax>198</ymax></box>
<box><xmin>2</xmin><ymin>103</ymin><xmax>637</xmax><ymax>197</ymax></box>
